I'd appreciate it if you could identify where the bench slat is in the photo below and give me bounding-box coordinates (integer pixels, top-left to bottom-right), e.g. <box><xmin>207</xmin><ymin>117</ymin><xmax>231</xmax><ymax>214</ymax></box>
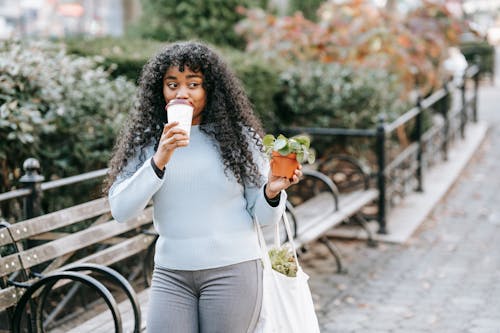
<box><xmin>66</xmin><ymin>288</ymin><xmax>149</xmax><ymax>333</ymax></box>
<box><xmin>4</xmin><ymin>198</ymin><xmax>110</xmax><ymax>245</ymax></box>
<box><xmin>0</xmin><ymin>208</ymin><xmax>152</xmax><ymax>275</ymax></box>
<box><xmin>28</xmin><ymin>232</ymin><xmax>127</xmax><ymax>246</ymax></box>
<box><xmin>0</xmin><ymin>287</ymin><xmax>22</xmax><ymax>311</ymax></box>
<box><xmin>0</xmin><ymin>228</ymin><xmax>14</xmax><ymax>247</ymax></box>
<box><xmin>0</xmin><ymin>255</ymin><xmax>23</xmax><ymax>276</ymax></box>
<box><xmin>64</xmin><ymin>233</ymin><xmax>156</xmax><ymax>269</ymax></box>
<box><xmin>19</xmin><ymin>209</ymin><xmax>153</xmax><ymax>270</ymax></box>
<box><xmin>294</xmin><ymin>192</ymin><xmax>337</xmax><ymax>230</ymax></box>
<box><xmin>294</xmin><ymin>189</ymin><xmax>378</xmax><ymax>247</ymax></box>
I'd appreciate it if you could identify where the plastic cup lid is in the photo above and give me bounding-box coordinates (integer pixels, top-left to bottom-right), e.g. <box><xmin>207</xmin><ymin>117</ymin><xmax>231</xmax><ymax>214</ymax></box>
<box><xmin>167</xmin><ymin>99</ymin><xmax>192</xmax><ymax>107</ymax></box>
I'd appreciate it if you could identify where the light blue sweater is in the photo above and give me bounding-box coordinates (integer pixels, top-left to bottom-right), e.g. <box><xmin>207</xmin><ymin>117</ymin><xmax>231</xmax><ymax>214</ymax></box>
<box><xmin>108</xmin><ymin>125</ymin><xmax>286</xmax><ymax>270</ymax></box>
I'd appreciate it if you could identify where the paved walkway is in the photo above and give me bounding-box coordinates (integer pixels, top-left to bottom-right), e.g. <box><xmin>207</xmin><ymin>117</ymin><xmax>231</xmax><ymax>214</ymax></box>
<box><xmin>304</xmin><ymin>57</ymin><xmax>500</xmax><ymax>332</ymax></box>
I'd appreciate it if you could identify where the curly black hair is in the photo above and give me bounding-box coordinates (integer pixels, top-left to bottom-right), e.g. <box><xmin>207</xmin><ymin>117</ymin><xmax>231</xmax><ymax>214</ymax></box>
<box><xmin>104</xmin><ymin>41</ymin><xmax>265</xmax><ymax>193</ymax></box>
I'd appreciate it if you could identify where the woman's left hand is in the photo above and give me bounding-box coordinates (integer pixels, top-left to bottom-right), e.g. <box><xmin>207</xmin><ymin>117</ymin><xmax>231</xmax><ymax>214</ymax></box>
<box><xmin>265</xmin><ymin>165</ymin><xmax>302</xmax><ymax>199</ymax></box>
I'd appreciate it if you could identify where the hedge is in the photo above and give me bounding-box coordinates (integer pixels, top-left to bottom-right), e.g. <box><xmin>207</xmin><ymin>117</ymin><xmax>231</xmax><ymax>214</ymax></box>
<box><xmin>0</xmin><ymin>39</ymin><xmax>136</xmax><ymax>218</ymax></box>
<box><xmin>275</xmin><ymin>62</ymin><xmax>410</xmax><ymax>129</ymax></box>
<box><xmin>65</xmin><ymin>37</ymin><xmax>165</xmax><ymax>83</ymax></box>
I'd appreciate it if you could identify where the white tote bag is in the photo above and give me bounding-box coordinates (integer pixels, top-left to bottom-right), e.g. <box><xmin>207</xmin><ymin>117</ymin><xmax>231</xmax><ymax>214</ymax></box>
<box><xmin>253</xmin><ymin>213</ymin><xmax>321</xmax><ymax>333</ymax></box>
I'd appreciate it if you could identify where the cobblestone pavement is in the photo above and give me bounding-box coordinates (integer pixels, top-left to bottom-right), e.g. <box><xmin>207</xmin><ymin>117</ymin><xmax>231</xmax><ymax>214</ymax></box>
<box><xmin>301</xmin><ymin>67</ymin><xmax>500</xmax><ymax>332</ymax></box>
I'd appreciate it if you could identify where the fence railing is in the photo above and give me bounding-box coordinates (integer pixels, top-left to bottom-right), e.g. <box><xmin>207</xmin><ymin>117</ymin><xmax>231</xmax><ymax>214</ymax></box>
<box><xmin>285</xmin><ymin>65</ymin><xmax>480</xmax><ymax>234</ymax></box>
<box><xmin>0</xmin><ymin>158</ymin><xmax>107</xmax><ymax>221</ymax></box>
<box><xmin>0</xmin><ymin>65</ymin><xmax>480</xmax><ymax>235</ymax></box>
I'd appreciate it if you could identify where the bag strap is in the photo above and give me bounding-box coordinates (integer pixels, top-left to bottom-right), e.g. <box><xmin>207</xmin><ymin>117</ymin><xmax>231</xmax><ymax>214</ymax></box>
<box><xmin>254</xmin><ymin>216</ymin><xmax>273</xmax><ymax>270</ymax></box>
<box><xmin>281</xmin><ymin>212</ymin><xmax>300</xmax><ymax>266</ymax></box>
<box><xmin>254</xmin><ymin>212</ymin><xmax>300</xmax><ymax>270</ymax></box>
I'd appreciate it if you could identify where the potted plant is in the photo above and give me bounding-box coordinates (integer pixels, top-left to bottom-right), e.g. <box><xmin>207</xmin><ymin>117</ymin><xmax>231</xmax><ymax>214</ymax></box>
<box><xmin>269</xmin><ymin>245</ymin><xmax>298</xmax><ymax>277</ymax></box>
<box><xmin>263</xmin><ymin>134</ymin><xmax>316</xmax><ymax>179</ymax></box>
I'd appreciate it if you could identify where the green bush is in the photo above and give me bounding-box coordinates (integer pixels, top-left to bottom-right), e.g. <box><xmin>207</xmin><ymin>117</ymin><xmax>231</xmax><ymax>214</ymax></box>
<box><xmin>220</xmin><ymin>47</ymin><xmax>282</xmax><ymax>132</ymax></box>
<box><xmin>275</xmin><ymin>63</ymin><xmax>410</xmax><ymax>129</ymax></box>
<box><xmin>65</xmin><ymin>38</ymin><xmax>282</xmax><ymax>132</ymax></box>
<box><xmin>131</xmin><ymin>0</ymin><xmax>268</xmax><ymax>48</ymax></box>
<box><xmin>65</xmin><ymin>37</ymin><xmax>166</xmax><ymax>82</ymax></box>
<box><xmin>460</xmin><ymin>40</ymin><xmax>495</xmax><ymax>78</ymax></box>
<box><xmin>0</xmin><ymin>39</ymin><xmax>135</xmax><ymax>196</ymax></box>
<box><xmin>287</xmin><ymin>0</ymin><xmax>323</xmax><ymax>20</ymax></box>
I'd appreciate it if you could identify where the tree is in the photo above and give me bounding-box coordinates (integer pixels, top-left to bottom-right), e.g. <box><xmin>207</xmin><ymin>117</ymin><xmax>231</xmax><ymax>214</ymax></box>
<box><xmin>132</xmin><ymin>0</ymin><xmax>268</xmax><ymax>48</ymax></box>
<box><xmin>236</xmin><ymin>0</ymin><xmax>465</xmax><ymax>95</ymax></box>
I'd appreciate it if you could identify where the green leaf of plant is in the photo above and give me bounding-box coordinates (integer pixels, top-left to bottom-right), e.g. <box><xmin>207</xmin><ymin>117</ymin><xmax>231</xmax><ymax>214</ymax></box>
<box><xmin>262</xmin><ymin>134</ymin><xmax>275</xmax><ymax>148</ymax></box>
<box><xmin>274</xmin><ymin>138</ymin><xmax>287</xmax><ymax>150</ymax></box>
<box><xmin>289</xmin><ymin>139</ymin><xmax>301</xmax><ymax>152</ymax></box>
<box><xmin>292</xmin><ymin>135</ymin><xmax>310</xmax><ymax>149</ymax></box>
<box><xmin>307</xmin><ymin>149</ymin><xmax>316</xmax><ymax>164</ymax></box>
<box><xmin>296</xmin><ymin>151</ymin><xmax>304</xmax><ymax>163</ymax></box>
<box><xmin>278</xmin><ymin>145</ymin><xmax>291</xmax><ymax>155</ymax></box>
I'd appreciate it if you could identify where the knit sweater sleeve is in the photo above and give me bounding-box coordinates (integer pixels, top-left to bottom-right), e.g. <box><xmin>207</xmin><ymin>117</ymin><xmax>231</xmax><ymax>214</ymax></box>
<box><xmin>245</xmin><ymin>181</ymin><xmax>287</xmax><ymax>226</ymax></box>
<box><xmin>108</xmin><ymin>147</ymin><xmax>165</xmax><ymax>223</ymax></box>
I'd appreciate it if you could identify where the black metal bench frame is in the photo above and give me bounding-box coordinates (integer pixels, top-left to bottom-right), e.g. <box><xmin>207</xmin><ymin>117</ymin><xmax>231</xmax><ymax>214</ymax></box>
<box><xmin>282</xmin><ymin>155</ymin><xmax>379</xmax><ymax>273</ymax></box>
<box><xmin>0</xmin><ymin>153</ymin><xmax>377</xmax><ymax>332</ymax></box>
<box><xmin>0</xmin><ymin>201</ymin><xmax>156</xmax><ymax>333</ymax></box>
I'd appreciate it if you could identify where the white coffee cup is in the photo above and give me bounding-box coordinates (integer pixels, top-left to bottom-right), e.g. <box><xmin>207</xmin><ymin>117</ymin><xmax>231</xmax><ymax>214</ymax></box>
<box><xmin>166</xmin><ymin>99</ymin><xmax>194</xmax><ymax>136</ymax></box>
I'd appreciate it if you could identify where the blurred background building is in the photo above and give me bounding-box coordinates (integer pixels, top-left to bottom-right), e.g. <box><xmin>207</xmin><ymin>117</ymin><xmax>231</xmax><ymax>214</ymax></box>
<box><xmin>0</xmin><ymin>0</ymin><xmax>499</xmax><ymax>44</ymax></box>
<box><xmin>0</xmin><ymin>0</ymin><xmax>141</xmax><ymax>39</ymax></box>
<box><xmin>462</xmin><ymin>0</ymin><xmax>500</xmax><ymax>44</ymax></box>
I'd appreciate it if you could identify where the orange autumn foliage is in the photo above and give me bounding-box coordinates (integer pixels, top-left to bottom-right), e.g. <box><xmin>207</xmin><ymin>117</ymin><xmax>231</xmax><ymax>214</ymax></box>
<box><xmin>235</xmin><ymin>0</ymin><xmax>465</xmax><ymax>97</ymax></box>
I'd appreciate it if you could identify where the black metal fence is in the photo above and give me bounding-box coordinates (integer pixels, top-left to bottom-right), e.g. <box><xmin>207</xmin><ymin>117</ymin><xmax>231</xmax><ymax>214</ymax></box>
<box><xmin>0</xmin><ymin>65</ymin><xmax>480</xmax><ymax>236</ymax></box>
<box><xmin>285</xmin><ymin>65</ymin><xmax>480</xmax><ymax>234</ymax></box>
<box><xmin>0</xmin><ymin>162</ymin><xmax>107</xmax><ymax>222</ymax></box>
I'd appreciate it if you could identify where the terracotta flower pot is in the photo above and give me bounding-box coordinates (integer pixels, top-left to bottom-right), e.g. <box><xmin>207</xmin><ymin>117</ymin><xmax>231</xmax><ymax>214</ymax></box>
<box><xmin>270</xmin><ymin>151</ymin><xmax>299</xmax><ymax>179</ymax></box>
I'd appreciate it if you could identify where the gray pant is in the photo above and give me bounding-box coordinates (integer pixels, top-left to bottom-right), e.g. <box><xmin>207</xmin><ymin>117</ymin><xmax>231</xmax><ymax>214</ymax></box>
<box><xmin>146</xmin><ymin>259</ymin><xmax>263</xmax><ymax>333</ymax></box>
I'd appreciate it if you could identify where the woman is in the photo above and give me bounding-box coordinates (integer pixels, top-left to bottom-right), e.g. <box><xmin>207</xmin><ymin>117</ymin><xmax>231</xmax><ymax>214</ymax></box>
<box><xmin>105</xmin><ymin>41</ymin><xmax>302</xmax><ymax>332</ymax></box>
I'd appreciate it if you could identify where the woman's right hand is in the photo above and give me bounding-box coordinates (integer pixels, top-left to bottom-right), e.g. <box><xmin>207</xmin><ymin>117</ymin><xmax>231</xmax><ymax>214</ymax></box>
<box><xmin>152</xmin><ymin>122</ymin><xmax>189</xmax><ymax>170</ymax></box>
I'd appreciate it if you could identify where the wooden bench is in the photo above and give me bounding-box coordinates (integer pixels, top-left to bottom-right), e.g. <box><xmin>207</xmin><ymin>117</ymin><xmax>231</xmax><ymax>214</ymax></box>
<box><xmin>66</xmin><ymin>156</ymin><xmax>379</xmax><ymax>332</ymax></box>
<box><xmin>0</xmin><ymin>197</ymin><xmax>157</xmax><ymax>333</ymax></box>
<box><xmin>0</xmin><ymin>156</ymin><xmax>377</xmax><ymax>332</ymax></box>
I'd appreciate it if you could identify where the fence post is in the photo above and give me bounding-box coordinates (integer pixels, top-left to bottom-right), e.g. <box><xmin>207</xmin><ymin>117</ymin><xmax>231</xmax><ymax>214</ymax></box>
<box><xmin>376</xmin><ymin>115</ymin><xmax>387</xmax><ymax>234</ymax></box>
<box><xmin>460</xmin><ymin>72</ymin><xmax>467</xmax><ymax>139</ymax></box>
<box><xmin>19</xmin><ymin>158</ymin><xmax>44</xmax><ymax>219</ymax></box>
<box><xmin>473</xmin><ymin>65</ymin><xmax>479</xmax><ymax>123</ymax></box>
<box><xmin>441</xmin><ymin>82</ymin><xmax>450</xmax><ymax>161</ymax></box>
<box><xmin>415</xmin><ymin>96</ymin><xmax>424</xmax><ymax>192</ymax></box>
